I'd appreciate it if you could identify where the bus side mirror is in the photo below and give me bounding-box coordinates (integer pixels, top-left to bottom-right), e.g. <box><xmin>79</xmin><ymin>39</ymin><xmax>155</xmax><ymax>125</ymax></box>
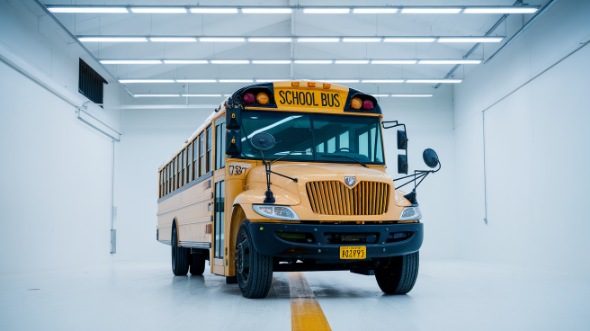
<box><xmin>423</xmin><ymin>148</ymin><xmax>440</xmax><ymax>168</ymax></box>
<box><xmin>397</xmin><ymin>130</ymin><xmax>408</xmax><ymax>149</ymax></box>
<box><xmin>226</xmin><ymin>130</ymin><xmax>242</xmax><ymax>157</ymax></box>
<box><xmin>398</xmin><ymin>155</ymin><xmax>408</xmax><ymax>174</ymax></box>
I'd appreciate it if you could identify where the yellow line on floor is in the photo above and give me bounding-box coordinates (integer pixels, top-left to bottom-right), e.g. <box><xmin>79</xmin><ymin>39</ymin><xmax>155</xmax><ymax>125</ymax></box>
<box><xmin>289</xmin><ymin>272</ymin><xmax>332</xmax><ymax>331</ymax></box>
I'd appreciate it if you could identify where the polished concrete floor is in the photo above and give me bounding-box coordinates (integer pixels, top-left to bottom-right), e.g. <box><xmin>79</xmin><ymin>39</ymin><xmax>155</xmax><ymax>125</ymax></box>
<box><xmin>1</xmin><ymin>260</ymin><xmax>588</xmax><ymax>331</ymax></box>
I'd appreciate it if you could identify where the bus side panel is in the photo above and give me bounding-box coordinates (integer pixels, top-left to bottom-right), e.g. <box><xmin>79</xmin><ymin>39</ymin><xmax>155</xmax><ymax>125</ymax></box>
<box><xmin>157</xmin><ymin>178</ymin><xmax>213</xmax><ymax>245</ymax></box>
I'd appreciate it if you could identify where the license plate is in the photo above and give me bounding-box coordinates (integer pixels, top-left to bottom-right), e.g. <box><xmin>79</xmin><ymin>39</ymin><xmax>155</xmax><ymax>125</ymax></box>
<box><xmin>339</xmin><ymin>246</ymin><xmax>366</xmax><ymax>260</ymax></box>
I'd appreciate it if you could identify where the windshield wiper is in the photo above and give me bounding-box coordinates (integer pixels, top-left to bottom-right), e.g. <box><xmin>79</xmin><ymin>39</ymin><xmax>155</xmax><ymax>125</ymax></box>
<box><xmin>320</xmin><ymin>154</ymin><xmax>368</xmax><ymax>167</ymax></box>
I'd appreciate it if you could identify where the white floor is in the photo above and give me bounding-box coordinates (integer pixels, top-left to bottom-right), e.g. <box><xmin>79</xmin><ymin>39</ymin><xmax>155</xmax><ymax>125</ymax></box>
<box><xmin>1</xmin><ymin>260</ymin><xmax>588</xmax><ymax>331</ymax></box>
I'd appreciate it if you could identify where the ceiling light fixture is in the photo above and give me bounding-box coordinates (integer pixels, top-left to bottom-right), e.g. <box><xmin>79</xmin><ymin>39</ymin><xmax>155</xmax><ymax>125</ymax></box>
<box><xmin>342</xmin><ymin>37</ymin><xmax>382</xmax><ymax>43</ymax></box>
<box><xmin>391</xmin><ymin>94</ymin><xmax>433</xmax><ymax>97</ymax></box>
<box><xmin>296</xmin><ymin>37</ymin><xmax>340</xmax><ymax>43</ymax></box>
<box><xmin>335</xmin><ymin>60</ymin><xmax>370</xmax><ymax>64</ymax></box>
<box><xmin>303</xmin><ymin>8</ymin><xmax>351</xmax><ymax>14</ymax></box>
<box><xmin>247</xmin><ymin>37</ymin><xmax>293</xmax><ymax>43</ymax></box>
<box><xmin>79</xmin><ymin>37</ymin><xmax>148</xmax><ymax>42</ymax></box>
<box><xmin>418</xmin><ymin>59</ymin><xmax>482</xmax><ymax>64</ymax></box>
<box><xmin>101</xmin><ymin>60</ymin><xmax>163</xmax><ymax>65</ymax></box>
<box><xmin>361</xmin><ymin>79</ymin><xmax>405</xmax><ymax>83</ymax></box>
<box><xmin>401</xmin><ymin>7</ymin><xmax>462</xmax><ymax>14</ymax></box>
<box><xmin>463</xmin><ymin>7</ymin><xmax>538</xmax><ymax>14</ymax></box>
<box><xmin>294</xmin><ymin>60</ymin><xmax>334</xmax><ymax>64</ymax></box>
<box><xmin>181</xmin><ymin>94</ymin><xmax>223</xmax><ymax>97</ymax></box>
<box><xmin>383</xmin><ymin>37</ymin><xmax>436</xmax><ymax>43</ymax></box>
<box><xmin>199</xmin><ymin>37</ymin><xmax>246</xmax><ymax>42</ymax></box>
<box><xmin>133</xmin><ymin>94</ymin><xmax>180</xmax><ymax>97</ymax></box>
<box><xmin>251</xmin><ymin>60</ymin><xmax>293</xmax><ymax>64</ymax></box>
<box><xmin>119</xmin><ymin>79</ymin><xmax>175</xmax><ymax>83</ymax></box>
<box><xmin>149</xmin><ymin>37</ymin><xmax>197</xmax><ymax>42</ymax></box>
<box><xmin>371</xmin><ymin>60</ymin><xmax>418</xmax><ymax>64</ymax></box>
<box><xmin>406</xmin><ymin>79</ymin><xmax>463</xmax><ymax>83</ymax></box>
<box><xmin>241</xmin><ymin>8</ymin><xmax>293</xmax><ymax>14</ymax></box>
<box><xmin>438</xmin><ymin>37</ymin><xmax>503</xmax><ymax>43</ymax></box>
<box><xmin>210</xmin><ymin>60</ymin><xmax>250</xmax><ymax>64</ymax></box>
<box><xmin>163</xmin><ymin>60</ymin><xmax>209</xmax><ymax>64</ymax></box>
<box><xmin>176</xmin><ymin>79</ymin><xmax>218</xmax><ymax>83</ymax></box>
<box><xmin>47</xmin><ymin>6</ymin><xmax>129</xmax><ymax>14</ymax></box>
<box><xmin>218</xmin><ymin>79</ymin><xmax>255</xmax><ymax>83</ymax></box>
<box><xmin>352</xmin><ymin>8</ymin><xmax>399</xmax><ymax>14</ymax></box>
<box><xmin>189</xmin><ymin>8</ymin><xmax>238</xmax><ymax>14</ymax></box>
<box><xmin>130</xmin><ymin>7</ymin><xmax>187</xmax><ymax>14</ymax></box>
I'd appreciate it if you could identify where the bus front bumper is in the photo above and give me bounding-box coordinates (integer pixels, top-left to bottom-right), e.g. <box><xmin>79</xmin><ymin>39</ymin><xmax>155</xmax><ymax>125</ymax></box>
<box><xmin>247</xmin><ymin>222</ymin><xmax>423</xmax><ymax>260</ymax></box>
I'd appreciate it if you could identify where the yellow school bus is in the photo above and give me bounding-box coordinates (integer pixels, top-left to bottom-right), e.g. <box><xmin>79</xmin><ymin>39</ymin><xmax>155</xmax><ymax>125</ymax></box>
<box><xmin>157</xmin><ymin>81</ymin><xmax>439</xmax><ymax>298</ymax></box>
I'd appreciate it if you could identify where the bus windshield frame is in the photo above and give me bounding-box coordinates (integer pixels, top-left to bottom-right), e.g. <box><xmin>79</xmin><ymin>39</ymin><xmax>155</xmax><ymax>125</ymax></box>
<box><xmin>239</xmin><ymin>110</ymin><xmax>385</xmax><ymax>165</ymax></box>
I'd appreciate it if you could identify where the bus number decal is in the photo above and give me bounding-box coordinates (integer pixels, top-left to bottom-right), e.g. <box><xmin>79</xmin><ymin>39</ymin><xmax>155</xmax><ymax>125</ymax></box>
<box><xmin>228</xmin><ymin>163</ymin><xmax>251</xmax><ymax>176</ymax></box>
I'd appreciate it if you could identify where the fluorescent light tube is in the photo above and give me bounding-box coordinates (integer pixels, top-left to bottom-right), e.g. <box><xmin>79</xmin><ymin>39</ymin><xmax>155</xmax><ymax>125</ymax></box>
<box><xmin>130</xmin><ymin>7</ymin><xmax>187</xmax><ymax>14</ymax></box>
<box><xmin>241</xmin><ymin>8</ymin><xmax>293</xmax><ymax>14</ymax></box>
<box><xmin>247</xmin><ymin>37</ymin><xmax>293</xmax><ymax>43</ymax></box>
<box><xmin>327</xmin><ymin>80</ymin><xmax>360</xmax><ymax>83</ymax></box>
<box><xmin>48</xmin><ymin>6</ymin><xmax>129</xmax><ymax>14</ymax></box>
<box><xmin>189</xmin><ymin>8</ymin><xmax>238</xmax><ymax>14</ymax></box>
<box><xmin>294</xmin><ymin>60</ymin><xmax>334</xmax><ymax>64</ymax></box>
<box><xmin>303</xmin><ymin>8</ymin><xmax>350</xmax><ymax>14</ymax></box>
<box><xmin>406</xmin><ymin>79</ymin><xmax>462</xmax><ymax>83</ymax></box>
<box><xmin>361</xmin><ymin>79</ymin><xmax>404</xmax><ymax>83</ymax></box>
<box><xmin>342</xmin><ymin>37</ymin><xmax>382</xmax><ymax>43</ymax></box>
<box><xmin>219</xmin><ymin>79</ymin><xmax>254</xmax><ymax>83</ymax></box>
<box><xmin>371</xmin><ymin>60</ymin><xmax>417</xmax><ymax>64</ymax></box>
<box><xmin>463</xmin><ymin>7</ymin><xmax>538</xmax><ymax>14</ymax></box>
<box><xmin>296</xmin><ymin>37</ymin><xmax>340</xmax><ymax>43</ymax></box>
<box><xmin>210</xmin><ymin>60</ymin><xmax>250</xmax><ymax>64</ymax></box>
<box><xmin>181</xmin><ymin>94</ymin><xmax>222</xmax><ymax>97</ymax></box>
<box><xmin>352</xmin><ymin>8</ymin><xmax>399</xmax><ymax>14</ymax></box>
<box><xmin>101</xmin><ymin>60</ymin><xmax>162</xmax><ymax>64</ymax></box>
<box><xmin>199</xmin><ymin>37</ymin><xmax>245</xmax><ymax>42</ymax></box>
<box><xmin>334</xmin><ymin>60</ymin><xmax>370</xmax><ymax>64</ymax></box>
<box><xmin>438</xmin><ymin>37</ymin><xmax>503</xmax><ymax>43</ymax></box>
<box><xmin>149</xmin><ymin>37</ymin><xmax>197</xmax><ymax>42</ymax></box>
<box><xmin>79</xmin><ymin>37</ymin><xmax>148</xmax><ymax>42</ymax></box>
<box><xmin>418</xmin><ymin>59</ymin><xmax>482</xmax><ymax>64</ymax></box>
<box><xmin>163</xmin><ymin>60</ymin><xmax>209</xmax><ymax>64</ymax></box>
<box><xmin>176</xmin><ymin>79</ymin><xmax>217</xmax><ymax>83</ymax></box>
<box><xmin>119</xmin><ymin>79</ymin><xmax>175</xmax><ymax>83</ymax></box>
<box><xmin>372</xmin><ymin>94</ymin><xmax>390</xmax><ymax>97</ymax></box>
<box><xmin>401</xmin><ymin>8</ymin><xmax>462</xmax><ymax>14</ymax></box>
<box><xmin>383</xmin><ymin>37</ymin><xmax>436</xmax><ymax>43</ymax></box>
<box><xmin>133</xmin><ymin>94</ymin><xmax>180</xmax><ymax>98</ymax></box>
<box><xmin>391</xmin><ymin>94</ymin><xmax>433</xmax><ymax>97</ymax></box>
<box><xmin>251</xmin><ymin>60</ymin><xmax>292</xmax><ymax>64</ymax></box>
<box><xmin>255</xmin><ymin>79</ymin><xmax>290</xmax><ymax>82</ymax></box>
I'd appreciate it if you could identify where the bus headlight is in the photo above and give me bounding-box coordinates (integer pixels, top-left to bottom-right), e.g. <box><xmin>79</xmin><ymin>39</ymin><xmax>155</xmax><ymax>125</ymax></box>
<box><xmin>399</xmin><ymin>206</ymin><xmax>422</xmax><ymax>221</ymax></box>
<box><xmin>253</xmin><ymin>205</ymin><xmax>299</xmax><ymax>221</ymax></box>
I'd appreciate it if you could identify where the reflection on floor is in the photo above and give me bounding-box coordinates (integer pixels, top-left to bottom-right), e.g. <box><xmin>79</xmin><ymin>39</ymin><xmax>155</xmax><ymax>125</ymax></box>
<box><xmin>0</xmin><ymin>260</ymin><xmax>588</xmax><ymax>331</ymax></box>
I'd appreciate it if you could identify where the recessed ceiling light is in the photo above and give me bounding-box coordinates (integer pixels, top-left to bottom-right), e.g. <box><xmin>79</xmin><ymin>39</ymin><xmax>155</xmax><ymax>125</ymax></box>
<box><xmin>163</xmin><ymin>60</ymin><xmax>209</xmax><ymax>64</ymax></box>
<box><xmin>199</xmin><ymin>37</ymin><xmax>246</xmax><ymax>42</ymax></box>
<box><xmin>189</xmin><ymin>8</ymin><xmax>238</xmax><ymax>14</ymax></box>
<box><xmin>251</xmin><ymin>60</ymin><xmax>292</xmax><ymax>64</ymax></box>
<box><xmin>361</xmin><ymin>79</ymin><xmax>405</xmax><ymax>83</ymax></box>
<box><xmin>247</xmin><ymin>37</ymin><xmax>293</xmax><ymax>43</ymax></box>
<box><xmin>303</xmin><ymin>8</ymin><xmax>351</xmax><ymax>14</ymax></box>
<box><xmin>176</xmin><ymin>79</ymin><xmax>217</xmax><ymax>83</ymax></box>
<box><xmin>79</xmin><ymin>37</ymin><xmax>148</xmax><ymax>42</ymax></box>
<box><xmin>371</xmin><ymin>60</ymin><xmax>418</xmax><ymax>64</ymax></box>
<box><xmin>418</xmin><ymin>59</ymin><xmax>482</xmax><ymax>64</ymax></box>
<box><xmin>149</xmin><ymin>37</ymin><xmax>197</xmax><ymax>42</ymax></box>
<box><xmin>342</xmin><ymin>37</ymin><xmax>382</xmax><ymax>43</ymax></box>
<box><xmin>438</xmin><ymin>37</ymin><xmax>503</xmax><ymax>43</ymax></box>
<box><xmin>401</xmin><ymin>8</ymin><xmax>462</xmax><ymax>14</ymax></box>
<box><xmin>210</xmin><ymin>60</ymin><xmax>250</xmax><ymax>64</ymax></box>
<box><xmin>48</xmin><ymin>6</ymin><xmax>129</xmax><ymax>14</ymax></box>
<box><xmin>383</xmin><ymin>37</ymin><xmax>436</xmax><ymax>43</ymax></box>
<box><xmin>294</xmin><ymin>60</ymin><xmax>334</xmax><ymax>64</ymax></box>
<box><xmin>241</xmin><ymin>8</ymin><xmax>293</xmax><ymax>14</ymax></box>
<box><xmin>352</xmin><ymin>8</ymin><xmax>399</xmax><ymax>14</ymax></box>
<box><xmin>334</xmin><ymin>60</ymin><xmax>370</xmax><ymax>64</ymax></box>
<box><xmin>101</xmin><ymin>60</ymin><xmax>162</xmax><ymax>65</ymax></box>
<box><xmin>463</xmin><ymin>7</ymin><xmax>538</xmax><ymax>14</ymax></box>
<box><xmin>296</xmin><ymin>37</ymin><xmax>340</xmax><ymax>43</ymax></box>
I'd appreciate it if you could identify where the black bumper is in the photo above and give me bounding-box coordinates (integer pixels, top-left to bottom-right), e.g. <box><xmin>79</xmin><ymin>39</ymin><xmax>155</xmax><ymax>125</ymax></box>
<box><xmin>247</xmin><ymin>222</ymin><xmax>423</xmax><ymax>260</ymax></box>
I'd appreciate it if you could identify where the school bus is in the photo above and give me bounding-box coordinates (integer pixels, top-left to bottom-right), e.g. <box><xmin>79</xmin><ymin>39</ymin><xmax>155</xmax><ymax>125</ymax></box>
<box><xmin>157</xmin><ymin>81</ymin><xmax>439</xmax><ymax>298</ymax></box>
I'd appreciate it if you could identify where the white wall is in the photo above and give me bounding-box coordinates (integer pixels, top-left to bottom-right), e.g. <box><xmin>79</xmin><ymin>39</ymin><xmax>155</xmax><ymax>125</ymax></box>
<box><xmin>113</xmin><ymin>108</ymin><xmax>210</xmax><ymax>263</ymax></box>
<box><xmin>0</xmin><ymin>0</ymin><xmax>123</xmax><ymax>274</ymax></box>
<box><xmin>454</xmin><ymin>0</ymin><xmax>590</xmax><ymax>273</ymax></box>
<box><xmin>380</xmin><ymin>86</ymin><xmax>457</xmax><ymax>260</ymax></box>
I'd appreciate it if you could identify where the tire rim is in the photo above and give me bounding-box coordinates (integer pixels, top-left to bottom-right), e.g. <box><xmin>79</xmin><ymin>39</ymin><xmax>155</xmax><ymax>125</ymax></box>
<box><xmin>236</xmin><ymin>231</ymin><xmax>250</xmax><ymax>283</ymax></box>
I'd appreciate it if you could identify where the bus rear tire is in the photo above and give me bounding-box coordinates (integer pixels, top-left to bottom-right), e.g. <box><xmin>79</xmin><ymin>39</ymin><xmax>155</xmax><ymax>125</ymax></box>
<box><xmin>375</xmin><ymin>251</ymin><xmax>419</xmax><ymax>294</ymax></box>
<box><xmin>171</xmin><ymin>224</ymin><xmax>190</xmax><ymax>276</ymax></box>
<box><xmin>235</xmin><ymin>221</ymin><xmax>273</xmax><ymax>298</ymax></box>
<box><xmin>190</xmin><ymin>250</ymin><xmax>206</xmax><ymax>276</ymax></box>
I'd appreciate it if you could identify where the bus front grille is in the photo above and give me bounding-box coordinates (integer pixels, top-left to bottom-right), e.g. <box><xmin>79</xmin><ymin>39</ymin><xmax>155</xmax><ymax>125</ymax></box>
<box><xmin>306</xmin><ymin>181</ymin><xmax>390</xmax><ymax>215</ymax></box>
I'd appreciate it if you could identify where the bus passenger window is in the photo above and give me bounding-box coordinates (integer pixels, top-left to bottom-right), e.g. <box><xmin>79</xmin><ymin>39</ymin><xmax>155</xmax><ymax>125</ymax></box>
<box><xmin>193</xmin><ymin>139</ymin><xmax>198</xmax><ymax>180</ymax></box>
<box><xmin>199</xmin><ymin>134</ymin><xmax>205</xmax><ymax>177</ymax></box>
<box><xmin>206</xmin><ymin>126</ymin><xmax>212</xmax><ymax>173</ymax></box>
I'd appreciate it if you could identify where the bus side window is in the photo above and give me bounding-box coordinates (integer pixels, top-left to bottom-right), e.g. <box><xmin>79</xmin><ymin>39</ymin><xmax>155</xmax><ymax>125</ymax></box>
<box><xmin>206</xmin><ymin>126</ymin><xmax>212</xmax><ymax>173</ymax></box>
<box><xmin>193</xmin><ymin>138</ymin><xmax>198</xmax><ymax>180</ymax></box>
<box><xmin>187</xmin><ymin>143</ymin><xmax>192</xmax><ymax>183</ymax></box>
<box><xmin>199</xmin><ymin>134</ymin><xmax>205</xmax><ymax>177</ymax></box>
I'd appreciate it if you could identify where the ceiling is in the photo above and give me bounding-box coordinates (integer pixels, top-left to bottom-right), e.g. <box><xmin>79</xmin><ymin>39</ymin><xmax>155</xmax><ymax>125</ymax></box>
<box><xmin>36</xmin><ymin>0</ymin><xmax>553</xmax><ymax>108</ymax></box>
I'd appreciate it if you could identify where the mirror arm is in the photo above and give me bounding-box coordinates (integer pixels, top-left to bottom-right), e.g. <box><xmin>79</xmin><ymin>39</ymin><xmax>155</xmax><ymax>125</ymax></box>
<box><xmin>263</xmin><ymin>160</ymin><xmax>276</xmax><ymax>204</ymax></box>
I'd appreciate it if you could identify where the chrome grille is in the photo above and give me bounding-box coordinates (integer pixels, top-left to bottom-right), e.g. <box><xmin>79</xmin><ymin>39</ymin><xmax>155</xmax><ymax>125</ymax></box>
<box><xmin>306</xmin><ymin>181</ymin><xmax>390</xmax><ymax>215</ymax></box>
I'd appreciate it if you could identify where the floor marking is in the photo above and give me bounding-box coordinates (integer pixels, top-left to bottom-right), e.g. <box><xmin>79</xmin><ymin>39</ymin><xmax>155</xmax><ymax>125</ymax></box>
<box><xmin>289</xmin><ymin>272</ymin><xmax>332</xmax><ymax>331</ymax></box>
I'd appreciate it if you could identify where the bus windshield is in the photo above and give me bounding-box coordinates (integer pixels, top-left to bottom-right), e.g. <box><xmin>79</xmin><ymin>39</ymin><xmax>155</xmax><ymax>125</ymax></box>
<box><xmin>240</xmin><ymin>111</ymin><xmax>384</xmax><ymax>164</ymax></box>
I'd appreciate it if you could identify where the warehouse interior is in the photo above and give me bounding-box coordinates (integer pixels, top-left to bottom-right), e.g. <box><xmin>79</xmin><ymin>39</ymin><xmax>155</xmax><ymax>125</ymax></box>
<box><xmin>0</xmin><ymin>0</ymin><xmax>589</xmax><ymax>330</ymax></box>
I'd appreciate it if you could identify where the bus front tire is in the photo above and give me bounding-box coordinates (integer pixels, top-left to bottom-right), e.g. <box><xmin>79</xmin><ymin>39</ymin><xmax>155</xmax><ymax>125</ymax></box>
<box><xmin>375</xmin><ymin>251</ymin><xmax>419</xmax><ymax>294</ymax></box>
<box><xmin>171</xmin><ymin>224</ymin><xmax>190</xmax><ymax>276</ymax></box>
<box><xmin>235</xmin><ymin>221</ymin><xmax>273</xmax><ymax>298</ymax></box>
